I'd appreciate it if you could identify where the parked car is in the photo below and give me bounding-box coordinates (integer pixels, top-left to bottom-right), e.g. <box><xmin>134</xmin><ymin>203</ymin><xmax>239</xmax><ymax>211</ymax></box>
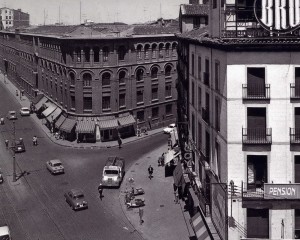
<box><xmin>20</xmin><ymin>107</ymin><xmax>30</xmax><ymax>116</ymax></box>
<box><xmin>163</xmin><ymin>123</ymin><xmax>176</xmax><ymax>134</ymax></box>
<box><xmin>46</xmin><ymin>159</ymin><xmax>64</xmax><ymax>175</ymax></box>
<box><xmin>14</xmin><ymin>139</ymin><xmax>25</xmax><ymax>153</ymax></box>
<box><xmin>64</xmin><ymin>189</ymin><xmax>88</xmax><ymax>211</ymax></box>
<box><xmin>6</xmin><ymin>111</ymin><xmax>17</xmax><ymax>120</ymax></box>
<box><xmin>0</xmin><ymin>225</ymin><xmax>10</xmax><ymax>239</ymax></box>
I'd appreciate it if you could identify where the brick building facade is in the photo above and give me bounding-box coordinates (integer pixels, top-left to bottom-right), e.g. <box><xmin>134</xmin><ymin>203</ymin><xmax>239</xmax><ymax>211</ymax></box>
<box><xmin>0</xmin><ymin>8</ymin><xmax>29</xmax><ymax>30</ymax></box>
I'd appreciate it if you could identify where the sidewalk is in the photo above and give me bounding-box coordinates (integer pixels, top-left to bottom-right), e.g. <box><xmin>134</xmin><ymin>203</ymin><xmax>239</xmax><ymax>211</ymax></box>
<box><xmin>119</xmin><ymin>142</ymin><xmax>195</xmax><ymax>240</ymax></box>
<box><xmin>0</xmin><ymin>74</ymin><xmax>162</xmax><ymax>149</ymax></box>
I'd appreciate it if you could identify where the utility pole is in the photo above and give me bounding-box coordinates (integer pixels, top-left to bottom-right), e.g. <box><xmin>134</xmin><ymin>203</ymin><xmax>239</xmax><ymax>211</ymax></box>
<box><xmin>12</xmin><ymin>121</ymin><xmax>16</xmax><ymax>182</ymax></box>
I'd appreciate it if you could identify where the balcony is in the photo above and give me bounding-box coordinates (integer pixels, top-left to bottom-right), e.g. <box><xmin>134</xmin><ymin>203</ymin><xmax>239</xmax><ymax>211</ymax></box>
<box><xmin>290</xmin><ymin>128</ymin><xmax>300</xmax><ymax>144</ymax></box>
<box><xmin>242</xmin><ymin>128</ymin><xmax>272</xmax><ymax>144</ymax></box>
<box><xmin>242</xmin><ymin>84</ymin><xmax>270</xmax><ymax>100</ymax></box>
<box><xmin>201</xmin><ymin>107</ymin><xmax>209</xmax><ymax>123</ymax></box>
<box><xmin>290</xmin><ymin>83</ymin><xmax>300</xmax><ymax>100</ymax></box>
<box><xmin>203</xmin><ymin>72</ymin><xmax>209</xmax><ymax>86</ymax></box>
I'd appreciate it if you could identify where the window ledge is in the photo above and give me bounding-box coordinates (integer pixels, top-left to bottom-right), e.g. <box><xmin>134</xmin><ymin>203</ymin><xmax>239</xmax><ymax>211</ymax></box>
<box><xmin>119</xmin><ymin>83</ymin><xmax>126</xmax><ymax>86</ymax></box>
<box><xmin>83</xmin><ymin>110</ymin><xmax>93</xmax><ymax>113</ymax></box>
<box><xmin>70</xmin><ymin>108</ymin><xmax>76</xmax><ymax>112</ymax></box>
<box><xmin>137</xmin><ymin>102</ymin><xmax>144</xmax><ymax>106</ymax></box>
<box><xmin>119</xmin><ymin>106</ymin><xmax>126</xmax><ymax>110</ymax></box>
<box><xmin>166</xmin><ymin>114</ymin><xmax>173</xmax><ymax>117</ymax></box>
<box><xmin>137</xmin><ymin>80</ymin><xmax>144</xmax><ymax>83</ymax></box>
<box><xmin>102</xmin><ymin>108</ymin><xmax>111</xmax><ymax>112</ymax></box>
<box><xmin>165</xmin><ymin>76</ymin><xmax>172</xmax><ymax>79</ymax></box>
<box><xmin>165</xmin><ymin>96</ymin><xmax>172</xmax><ymax>99</ymax></box>
<box><xmin>151</xmin><ymin>99</ymin><xmax>159</xmax><ymax>103</ymax></box>
<box><xmin>151</xmin><ymin>117</ymin><xmax>159</xmax><ymax>121</ymax></box>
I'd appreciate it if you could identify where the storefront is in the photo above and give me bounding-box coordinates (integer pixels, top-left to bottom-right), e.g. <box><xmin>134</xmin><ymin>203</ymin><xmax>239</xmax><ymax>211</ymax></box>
<box><xmin>98</xmin><ymin>117</ymin><xmax>118</xmax><ymax>142</ymax></box>
<box><xmin>76</xmin><ymin>117</ymin><xmax>96</xmax><ymax>143</ymax></box>
<box><xmin>54</xmin><ymin>114</ymin><xmax>66</xmax><ymax>133</ymax></box>
<box><xmin>46</xmin><ymin>107</ymin><xmax>62</xmax><ymax>132</ymax></box>
<box><xmin>117</xmin><ymin>114</ymin><xmax>136</xmax><ymax>138</ymax></box>
<box><xmin>59</xmin><ymin>117</ymin><xmax>76</xmax><ymax>141</ymax></box>
<box><xmin>34</xmin><ymin>96</ymin><xmax>48</xmax><ymax>115</ymax></box>
<box><xmin>164</xmin><ymin>149</ymin><xmax>181</xmax><ymax>177</ymax></box>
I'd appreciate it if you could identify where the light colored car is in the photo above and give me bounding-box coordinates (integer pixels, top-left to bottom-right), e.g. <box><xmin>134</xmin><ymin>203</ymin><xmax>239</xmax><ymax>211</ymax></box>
<box><xmin>46</xmin><ymin>159</ymin><xmax>64</xmax><ymax>174</ymax></box>
<box><xmin>0</xmin><ymin>225</ymin><xmax>11</xmax><ymax>239</ymax></box>
<box><xmin>14</xmin><ymin>140</ymin><xmax>25</xmax><ymax>153</ymax></box>
<box><xmin>64</xmin><ymin>189</ymin><xmax>88</xmax><ymax>211</ymax></box>
<box><xmin>6</xmin><ymin>111</ymin><xmax>17</xmax><ymax>120</ymax></box>
<box><xmin>163</xmin><ymin>123</ymin><xmax>176</xmax><ymax>134</ymax></box>
<box><xmin>20</xmin><ymin>107</ymin><xmax>30</xmax><ymax>116</ymax></box>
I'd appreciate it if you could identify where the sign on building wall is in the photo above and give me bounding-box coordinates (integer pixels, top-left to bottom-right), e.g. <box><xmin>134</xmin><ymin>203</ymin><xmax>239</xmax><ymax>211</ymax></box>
<box><xmin>264</xmin><ymin>183</ymin><xmax>300</xmax><ymax>199</ymax></box>
<box><xmin>211</xmin><ymin>177</ymin><xmax>227</xmax><ymax>240</ymax></box>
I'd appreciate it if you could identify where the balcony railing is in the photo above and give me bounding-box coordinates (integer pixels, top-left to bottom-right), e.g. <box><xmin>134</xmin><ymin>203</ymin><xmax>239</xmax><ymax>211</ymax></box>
<box><xmin>201</xmin><ymin>107</ymin><xmax>209</xmax><ymax>123</ymax></box>
<box><xmin>203</xmin><ymin>72</ymin><xmax>209</xmax><ymax>86</ymax></box>
<box><xmin>242</xmin><ymin>181</ymin><xmax>265</xmax><ymax>200</ymax></box>
<box><xmin>242</xmin><ymin>84</ymin><xmax>270</xmax><ymax>100</ymax></box>
<box><xmin>242</xmin><ymin>128</ymin><xmax>272</xmax><ymax>144</ymax></box>
<box><xmin>290</xmin><ymin>83</ymin><xmax>300</xmax><ymax>100</ymax></box>
<box><xmin>290</xmin><ymin>128</ymin><xmax>300</xmax><ymax>144</ymax></box>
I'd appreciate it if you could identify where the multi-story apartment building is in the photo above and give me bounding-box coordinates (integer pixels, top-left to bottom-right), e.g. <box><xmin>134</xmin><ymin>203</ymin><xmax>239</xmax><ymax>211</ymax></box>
<box><xmin>177</xmin><ymin>1</ymin><xmax>300</xmax><ymax>239</ymax></box>
<box><xmin>0</xmin><ymin>8</ymin><xmax>29</xmax><ymax>30</ymax></box>
<box><xmin>0</xmin><ymin>22</ymin><xmax>178</xmax><ymax>142</ymax></box>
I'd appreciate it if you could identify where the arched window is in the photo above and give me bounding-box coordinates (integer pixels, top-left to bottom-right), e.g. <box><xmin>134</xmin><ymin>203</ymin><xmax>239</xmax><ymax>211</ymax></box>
<box><xmin>172</xmin><ymin>43</ymin><xmax>177</xmax><ymax>56</ymax></box>
<box><xmin>151</xmin><ymin>67</ymin><xmax>158</xmax><ymax>79</ymax></box>
<box><xmin>165</xmin><ymin>65</ymin><xmax>172</xmax><ymax>77</ymax></box>
<box><xmin>69</xmin><ymin>72</ymin><xmax>75</xmax><ymax>85</ymax></box>
<box><xmin>103</xmin><ymin>47</ymin><xmax>109</xmax><ymax>62</ymax></box>
<box><xmin>165</xmin><ymin>43</ymin><xmax>170</xmax><ymax>57</ymax></box>
<box><xmin>83</xmin><ymin>73</ymin><xmax>92</xmax><ymax>87</ymax></box>
<box><xmin>118</xmin><ymin>46</ymin><xmax>126</xmax><ymax>61</ymax></box>
<box><xmin>136</xmin><ymin>69</ymin><xmax>144</xmax><ymax>81</ymax></box>
<box><xmin>119</xmin><ymin>71</ymin><xmax>126</xmax><ymax>84</ymax></box>
<box><xmin>75</xmin><ymin>47</ymin><xmax>81</xmax><ymax>62</ymax></box>
<box><xmin>84</xmin><ymin>47</ymin><xmax>90</xmax><ymax>62</ymax></box>
<box><xmin>159</xmin><ymin>43</ymin><xmax>164</xmax><ymax>58</ymax></box>
<box><xmin>152</xmin><ymin>44</ymin><xmax>157</xmax><ymax>58</ymax></box>
<box><xmin>102</xmin><ymin>72</ymin><xmax>111</xmax><ymax>86</ymax></box>
<box><xmin>144</xmin><ymin>45</ymin><xmax>150</xmax><ymax>59</ymax></box>
<box><xmin>93</xmin><ymin>47</ymin><xmax>100</xmax><ymax>62</ymax></box>
<box><xmin>137</xmin><ymin>45</ymin><xmax>142</xmax><ymax>59</ymax></box>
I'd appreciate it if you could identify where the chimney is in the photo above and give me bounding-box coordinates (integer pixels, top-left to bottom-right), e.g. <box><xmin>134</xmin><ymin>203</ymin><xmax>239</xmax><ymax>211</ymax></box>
<box><xmin>189</xmin><ymin>0</ymin><xmax>199</xmax><ymax>4</ymax></box>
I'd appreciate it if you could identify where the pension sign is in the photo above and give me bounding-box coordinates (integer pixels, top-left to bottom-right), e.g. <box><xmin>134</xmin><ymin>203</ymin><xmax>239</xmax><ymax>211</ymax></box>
<box><xmin>254</xmin><ymin>0</ymin><xmax>300</xmax><ymax>33</ymax></box>
<box><xmin>264</xmin><ymin>183</ymin><xmax>300</xmax><ymax>199</ymax></box>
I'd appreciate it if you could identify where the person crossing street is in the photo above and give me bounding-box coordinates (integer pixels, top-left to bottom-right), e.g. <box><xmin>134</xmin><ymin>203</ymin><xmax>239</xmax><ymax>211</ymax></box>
<box><xmin>148</xmin><ymin>165</ymin><xmax>153</xmax><ymax>180</ymax></box>
<box><xmin>98</xmin><ymin>183</ymin><xmax>104</xmax><ymax>200</ymax></box>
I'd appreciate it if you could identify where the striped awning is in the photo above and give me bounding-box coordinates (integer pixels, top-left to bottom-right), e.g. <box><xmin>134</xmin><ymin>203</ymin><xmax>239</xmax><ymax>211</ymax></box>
<box><xmin>76</xmin><ymin>118</ymin><xmax>96</xmax><ymax>134</ymax></box>
<box><xmin>42</xmin><ymin>103</ymin><xmax>57</xmax><ymax>117</ymax></box>
<box><xmin>46</xmin><ymin>107</ymin><xmax>62</xmax><ymax>122</ymax></box>
<box><xmin>60</xmin><ymin>118</ymin><xmax>76</xmax><ymax>133</ymax></box>
<box><xmin>55</xmin><ymin>115</ymin><xmax>66</xmax><ymax>129</ymax></box>
<box><xmin>164</xmin><ymin>149</ymin><xmax>181</xmax><ymax>165</ymax></box>
<box><xmin>190</xmin><ymin>212</ymin><xmax>211</xmax><ymax>240</ymax></box>
<box><xmin>118</xmin><ymin>114</ymin><xmax>136</xmax><ymax>127</ymax></box>
<box><xmin>35</xmin><ymin>96</ymin><xmax>48</xmax><ymax>111</ymax></box>
<box><xmin>98</xmin><ymin>119</ymin><xmax>118</xmax><ymax>130</ymax></box>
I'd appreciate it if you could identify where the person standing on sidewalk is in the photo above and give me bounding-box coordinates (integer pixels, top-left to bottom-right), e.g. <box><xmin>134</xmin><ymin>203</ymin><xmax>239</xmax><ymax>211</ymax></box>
<box><xmin>98</xmin><ymin>183</ymin><xmax>104</xmax><ymax>200</ymax></box>
<box><xmin>148</xmin><ymin>165</ymin><xmax>153</xmax><ymax>179</ymax></box>
<box><xmin>5</xmin><ymin>139</ymin><xmax>9</xmax><ymax>149</ymax></box>
<box><xmin>117</xmin><ymin>134</ymin><xmax>122</xmax><ymax>149</ymax></box>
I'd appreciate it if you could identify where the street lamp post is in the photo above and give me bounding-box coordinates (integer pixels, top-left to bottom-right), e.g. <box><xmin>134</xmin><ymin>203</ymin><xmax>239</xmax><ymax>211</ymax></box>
<box><xmin>12</xmin><ymin>121</ymin><xmax>16</xmax><ymax>182</ymax></box>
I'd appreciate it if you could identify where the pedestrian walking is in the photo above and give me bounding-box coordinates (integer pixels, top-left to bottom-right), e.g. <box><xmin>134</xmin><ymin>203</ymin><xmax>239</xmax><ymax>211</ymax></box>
<box><xmin>32</xmin><ymin>136</ymin><xmax>38</xmax><ymax>146</ymax></box>
<box><xmin>174</xmin><ymin>190</ymin><xmax>179</xmax><ymax>204</ymax></box>
<box><xmin>0</xmin><ymin>117</ymin><xmax>4</xmax><ymax>125</ymax></box>
<box><xmin>5</xmin><ymin>139</ymin><xmax>9</xmax><ymax>149</ymax></box>
<box><xmin>15</xmin><ymin>90</ymin><xmax>18</xmax><ymax>96</ymax></box>
<box><xmin>148</xmin><ymin>165</ymin><xmax>153</xmax><ymax>179</ymax></box>
<box><xmin>139</xmin><ymin>208</ymin><xmax>144</xmax><ymax>225</ymax></box>
<box><xmin>117</xmin><ymin>135</ymin><xmax>122</xmax><ymax>149</ymax></box>
<box><xmin>98</xmin><ymin>183</ymin><xmax>104</xmax><ymax>200</ymax></box>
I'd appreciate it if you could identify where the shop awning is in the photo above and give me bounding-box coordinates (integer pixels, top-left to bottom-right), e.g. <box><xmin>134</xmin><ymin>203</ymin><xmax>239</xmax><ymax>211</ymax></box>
<box><xmin>173</xmin><ymin>163</ymin><xmax>184</xmax><ymax>187</ymax></box>
<box><xmin>171</xmin><ymin>129</ymin><xmax>178</xmax><ymax>147</ymax></box>
<box><xmin>42</xmin><ymin>103</ymin><xmax>57</xmax><ymax>117</ymax></box>
<box><xmin>35</xmin><ymin>96</ymin><xmax>48</xmax><ymax>111</ymax></box>
<box><xmin>76</xmin><ymin>118</ymin><xmax>96</xmax><ymax>134</ymax></box>
<box><xmin>46</xmin><ymin>107</ymin><xmax>62</xmax><ymax>122</ymax></box>
<box><xmin>118</xmin><ymin>114</ymin><xmax>136</xmax><ymax>127</ymax></box>
<box><xmin>55</xmin><ymin>115</ymin><xmax>66</xmax><ymax>129</ymax></box>
<box><xmin>164</xmin><ymin>149</ymin><xmax>181</xmax><ymax>165</ymax></box>
<box><xmin>190</xmin><ymin>212</ymin><xmax>210</xmax><ymax>240</ymax></box>
<box><xmin>60</xmin><ymin>118</ymin><xmax>76</xmax><ymax>133</ymax></box>
<box><xmin>32</xmin><ymin>94</ymin><xmax>44</xmax><ymax>104</ymax></box>
<box><xmin>98</xmin><ymin>119</ymin><xmax>118</xmax><ymax>130</ymax></box>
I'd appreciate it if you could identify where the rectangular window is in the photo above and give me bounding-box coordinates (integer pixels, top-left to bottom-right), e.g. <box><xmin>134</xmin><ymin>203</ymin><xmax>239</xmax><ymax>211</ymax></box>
<box><xmin>198</xmin><ymin>56</ymin><xmax>201</xmax><ymax>79</ymax></box>
<box><xmin>198</xmin><ymin>87</ymin><xmax>201</xmax><ymax>112</ymax></box>
<box><xmin>197</xmin><ymin>122</ymin><xmax>202</xmax><ymax>151</ymax></box>
<box><xmin>247</xmin><ymin>68</ymin><xmax>266</xmax><ymax>97</ymax></box>
<box><xmin>103</xmin><ymin>49</ymin><xmax>108</xmax><ymax>62</ymax></box>
<box><xmin>152</xmin><ymin>87</ymin><xmax>158</xmax><ymax>100</ymax></box>
<box><xmin>295</xmin><ymin>156</ymin><xmax>300</xmax><ymax>183</ymax></box>
<box><xmin>295</xmin><ymin>68</ymin><xmax>300</xmax><ymax>96</ymax></box>
<box><xmin>137</xmin><ymin>110</ymin><xmax>144</xmax><ymax>122</ymax></box>
<box><xmin>191</xmin><ymin>53</ymin><xmax>195</xmax><ymax>76</ymax></box>
<box><xmin>296</xmin><ymin>209</ymin><xmax>300</xmax><ymax>238</ymax></box>
<box><xmin>71</xmin><ymin>95</ymin><xmax>75</xmax><ymax>109</ymax></box>
<box><xmin>192</xmin><ymin>82</ymin><xmax>195</xmax><ymax>107</ymax></box>
<box><xmin>165</xmin><ymin>85</ymin><xmax>172</xmax><ymax>97</ymax></box>
<box><xmin>166</xmin><ymin>104</ymin><xmax>172</xmax><ymax>115</ymax></box>
<box><xmin>204</xmin><ymin>59</ymin><xmax>210</xmax><ymax>86</ymax></box>
<box><xmin>83</xmin><ymin>97</ymin><xmax>92</xmax><ymax>110</ymax></box>
<box><xmin>215</xmin><ymin>98</ymin><xmax>220</xmax><ymax>131</ymax></box>
<box><xmin>247</xmin><ymin>209</ymin><xmax>269</xmax><ymax>238</ymax></box>
<box><xmin>213</xmin><ymin>0</ymin><xmax>217</xmax><ymax>8</ymax></box>
<box><xmin>193</xmin><ymin>17</ymin><xmax>201</xmax><ymax>29</ymax></box>
<box><xmin>119</xmin><ymin>93</ymin><xmax>126</xmax><ymax>108</ymax></box>
<box><xmin>215</xmin><ymin>61</ymin><xmax>220</xmax><ymax>91</ymax></box>
<box><xmin>152</xmin><ymin>107</ymin><xmax>159</xmax><ymax>118</ymax></box>
<box><xmin>192</xmin><ymin>114</ymin><xmax>195</xmax><ymax>141</ymax></box>
<box><xmin>137</xmin><ymin>90</ymin><xmax>144</xmax><ymax>103</ymax></box>
<box><xmin>102</xmin><ymin>96</ymin><xmax>110</xmax><ymax>110</ymax></box>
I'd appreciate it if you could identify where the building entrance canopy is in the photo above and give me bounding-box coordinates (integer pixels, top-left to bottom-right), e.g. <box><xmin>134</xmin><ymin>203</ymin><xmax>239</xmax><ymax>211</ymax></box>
<box><xmin>98</xmin><ymin>118</ymin><xmax>118</xmax><ymax>130</ymax></box>
<box><xmin>76</xmin><ymin>118</ymin><xmax>96</xmax><ymax>134</ymax></box>
<box><xmin>46</xmin><ymin>107</ymin><xmax>62</xmax><ymax>122</ymax></box>
<box><xmin>42</xmin><ymin>103</ymin><xmax>57</xmax><ymax>117</ymax></box>
<box><xmin>35</xmin><ymin>96</ymin><xmax>48</xmax><ymax>111</ymax></box>
<box><xmin>118</xmin><ymin>114</ymin><xmax>136</xmax><ymax>127</ymax></box>
<box><xmin>55</xmin><ymin>115</ymin><xmax>66</xmax><ymax>129</ymax></box>
<box><xmin>164</xmin><ymin>149</ymin><xmax>181</xmax><ymax>165</ymax></box>
<box><xmin>59</xmin><ymin>117</ymin><xmax>76</xmax><ymax>133</ymax></box>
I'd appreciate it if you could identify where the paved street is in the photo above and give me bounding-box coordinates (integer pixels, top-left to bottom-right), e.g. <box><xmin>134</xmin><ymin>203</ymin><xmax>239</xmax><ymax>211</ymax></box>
<box><xmin>0</xmin><ymin>81</ymin><xmax>170</xmax><ymax>240</ymax></box>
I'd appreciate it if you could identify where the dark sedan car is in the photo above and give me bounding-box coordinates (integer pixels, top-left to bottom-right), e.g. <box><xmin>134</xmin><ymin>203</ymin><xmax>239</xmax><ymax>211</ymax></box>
<box><xmin>14</xmin><ymin>140</ymin><xmax>25</xmax><ymax>153</ymax></box>
<box><xmin>64</xmin><ymin>189</ymin><xmax>88</xmax><ymax>211</ymax></box>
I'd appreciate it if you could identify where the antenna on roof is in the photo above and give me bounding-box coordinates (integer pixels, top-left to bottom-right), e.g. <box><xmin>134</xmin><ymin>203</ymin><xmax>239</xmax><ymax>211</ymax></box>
<box><xmin>80</xmin><ymin>1</ymin><xmax>81</xmax><ymax>24</ymax></box>
<box><xmin>59</xmin><ymin>5</ymin><xmax>61</xmax><ymax>25</ymax></box>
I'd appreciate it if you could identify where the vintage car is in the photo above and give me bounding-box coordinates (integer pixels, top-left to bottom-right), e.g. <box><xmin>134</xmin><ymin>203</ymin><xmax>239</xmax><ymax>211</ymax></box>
<box><xmin>20</xmin><ymin>107</ymin><xmax>30</xmax><ymax>116</ymax></box>
<box><xmin>14</xmin><ymin>139</ymin><xmax>25</xmax><ymax>153</ymax></box>
<box><xmin>163</xmin><ymin>123</ymin><xmax>176</xmax><ymax>134</ymax></box>
<box><xmin>64</xmin><ymin>189</ymin><xmax>88</xmax><ymax>211</ymax></box>
<box><xmin>46</xmin><ymin>159</ymin><xmax>64</xmax><ymax>175</ymax></box>
<box><xmin>7</xmin><ymin>111</ymin><xmax>17</xmax><ymax>120</ymax></box>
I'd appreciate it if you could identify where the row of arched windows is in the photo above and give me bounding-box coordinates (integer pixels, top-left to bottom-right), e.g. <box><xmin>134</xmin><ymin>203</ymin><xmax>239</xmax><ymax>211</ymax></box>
<box><xmin>69</xmin><ymin>64</ymin><xmax>173</xmax><ymax>87</ymax></box>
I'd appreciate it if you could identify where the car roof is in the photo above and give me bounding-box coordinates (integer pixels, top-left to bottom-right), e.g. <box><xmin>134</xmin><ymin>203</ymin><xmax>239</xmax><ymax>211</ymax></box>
<box><xmin>49</xmin><ymin>159</ymin><xmax>62</xmax><ymax>164</ymax></box>
<box><xmin>70</xmin><ymin>189</ymin><xmax>83</xmax><ymax>196</ymax></box>
<box><xmin>0</xmin><ymin>225</ymin><xmax>9</xmax><ymax>235</ymax></box>
<box><xmin>9</xmin><ymin>111</ymin><xmax>16</xmax><ymax>114</ymax></box>
<box><xmin>21</xmin><ymin>107</ymin><xmax>29</xmax><ymax>110</ymax></box>
<box><xmin>15</xmin><ymin>140</ymin><xmax>23</xmax><ymax>144</ymax></box>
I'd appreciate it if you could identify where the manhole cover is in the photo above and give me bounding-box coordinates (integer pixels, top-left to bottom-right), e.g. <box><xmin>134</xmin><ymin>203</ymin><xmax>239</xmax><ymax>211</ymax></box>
<box><xmin>160</xmin><ymin>205</ymin><xmax>164</xmax><ymax>208</ymax></box>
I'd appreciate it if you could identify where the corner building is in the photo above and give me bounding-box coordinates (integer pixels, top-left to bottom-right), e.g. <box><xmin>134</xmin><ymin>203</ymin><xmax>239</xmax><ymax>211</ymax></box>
<box><xmin>177</xmin><ymin>1</ymin><xmax>300</xmax><ymax>239</ymax></box>
<box><xmin>0</xmin><ymin>23</ymin><xmax>178</xmax><ymax>142</ymax></box>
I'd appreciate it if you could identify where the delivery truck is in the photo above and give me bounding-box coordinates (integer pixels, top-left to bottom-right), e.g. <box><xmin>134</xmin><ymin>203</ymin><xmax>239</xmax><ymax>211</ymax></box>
<box><xmin>101</xmin><ymin>156</ymin><xmax>125</xmax><ymax>188</ymax></box>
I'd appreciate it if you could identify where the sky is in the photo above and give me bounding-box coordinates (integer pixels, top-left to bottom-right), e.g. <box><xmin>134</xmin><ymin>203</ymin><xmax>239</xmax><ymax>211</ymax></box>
<box><xmin>2</xmin><ymin>0</ymin><xmax>189</xmax><ymax>25</ymax></box>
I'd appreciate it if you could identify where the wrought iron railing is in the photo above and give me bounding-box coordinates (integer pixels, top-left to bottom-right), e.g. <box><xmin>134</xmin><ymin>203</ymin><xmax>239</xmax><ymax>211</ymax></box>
<box><xmin>242</xmin><ymin>84</ymin><xmax>270</xmax><ymax>100</ymax></box>
<box><xmin>290</xmin><ymin>83</ymin><xmax>300</xmax><ymax>99</ymax></box>
<box><xmin>242</xmin><ymin>128</ymin><xmax>272</xmax><ymax>144</ymax></box>
<box><xmin>241</xmin><ymin>181</ymin><xmax>265</xmax><ymax>199</ymax></box>
<box><xmin>290</xmin><ymin>128</ymin><xmax>300</xmax><ymax>144</ymax></box>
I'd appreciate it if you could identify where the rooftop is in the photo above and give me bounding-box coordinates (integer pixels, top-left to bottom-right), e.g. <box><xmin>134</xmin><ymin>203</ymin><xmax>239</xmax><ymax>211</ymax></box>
<box><xmin>180</xmin><ymin>4</ymin><xmax>209</xmax><ymax>16</ymax></box>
